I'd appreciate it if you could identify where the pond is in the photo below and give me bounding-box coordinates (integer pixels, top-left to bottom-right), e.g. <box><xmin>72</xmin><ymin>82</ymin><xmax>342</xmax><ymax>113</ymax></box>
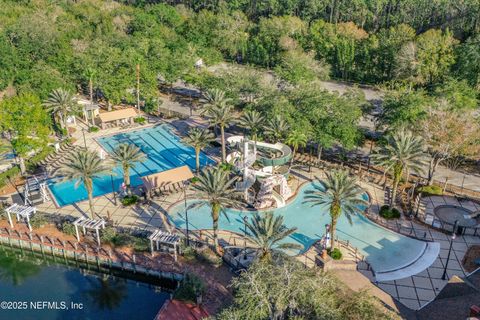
<box><xmin>0</xmin><ymin>246</ymin><xmax>172</xmax><ymax>320</ymax></box>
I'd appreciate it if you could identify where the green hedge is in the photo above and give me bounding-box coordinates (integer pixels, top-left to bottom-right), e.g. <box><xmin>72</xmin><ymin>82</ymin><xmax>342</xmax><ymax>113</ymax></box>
<box><xmin>417</xmin><ymin>185</ymin><xmax>443</xmax><ymax>196</ymax></box>
<box><xmin>379</xmin><ymin>205</ymin><xmax>401</xmax><ymax>219</ymax></box>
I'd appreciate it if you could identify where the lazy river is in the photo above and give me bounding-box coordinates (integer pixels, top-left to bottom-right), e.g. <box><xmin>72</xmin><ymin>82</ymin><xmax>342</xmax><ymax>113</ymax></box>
<box><xmin>169</xmin><ymin>182</ymin><xmax>430</xmax><ymax>273</ymax></box>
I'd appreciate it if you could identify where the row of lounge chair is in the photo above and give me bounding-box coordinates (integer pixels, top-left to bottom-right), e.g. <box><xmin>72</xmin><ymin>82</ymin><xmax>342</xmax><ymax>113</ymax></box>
<box><xmin>150</xmin><ymin>182</ymin><xmax>185</xmax><ymax>197</ymax></box>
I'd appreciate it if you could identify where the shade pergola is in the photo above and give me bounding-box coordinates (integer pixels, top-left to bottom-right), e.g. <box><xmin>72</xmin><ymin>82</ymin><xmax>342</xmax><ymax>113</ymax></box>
<box><xmin>148</xmin><ymin>229</ymin><xmax>181</xmax><ymax>261</ymax></box>
<box><xmin>141</xmin><ymin>165</ymin><xmax>194</xmax><ymax>192</ymax></box>
<box><xmin>98</xmin><ymin>107</ymin><xmax>138</xmax><ymax>129</ymax></box>
<box><xmin>5</xmin><ymin>204</ymin><xmax>36</xmax><ymax>231</ymax></box>
<box><xmin>73</xmin><ymin>216</ymin><xmax>106</xmax><ymax>246</ymax></box>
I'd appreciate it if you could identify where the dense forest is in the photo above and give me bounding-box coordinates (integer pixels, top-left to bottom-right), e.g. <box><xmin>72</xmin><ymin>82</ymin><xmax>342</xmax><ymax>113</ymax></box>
<box><xmin>0</xmin><ymin>0</ymin><xmax>479</xmax><ymax>176</ymax></box>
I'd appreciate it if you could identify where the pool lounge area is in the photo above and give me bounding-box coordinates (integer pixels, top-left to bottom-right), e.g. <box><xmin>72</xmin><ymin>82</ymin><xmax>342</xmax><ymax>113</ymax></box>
<box><xmin>48</xmin><ymin>125</ymin><xmax>215</xmax><ymax>207</ymax></box>
<box><xmin>168</xmin><ymin>182</ymin><xmax>439</xmax><ymax>276</ymax></box>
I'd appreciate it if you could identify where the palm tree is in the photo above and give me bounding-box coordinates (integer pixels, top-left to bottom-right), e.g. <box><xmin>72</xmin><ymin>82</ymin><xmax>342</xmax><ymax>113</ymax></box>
<box><xmin>43</xmin><ymin>88</ymin><xmax>78</xmax><ymax>135</ymax></box>
<box><xmin>85</xmin><ymin>67</ymin><xmax>97</xmax><ymax>126</ymax></box>
<box><xmin>0</xmin><ymin>250</ymin><xmax>41</xmax><ymax>285</ymax></box>
<box><xmin>110</xmin><ymin>143</ymin><xmax>146</xmax><ymax>192</ymax></box>
<box><xmin>238</xmin><ymin>110</ymin><xmax>264</xmax><ymax>142</ymax></box>
<box><xmin>265</xmin><ymin>115</ymin><xmax>290</xmax><ymax>143</ymax></box>
<box><xmin>286</xmin><ymin>130</ymin><xmax>308</xmax><ymax>169</ymax></box>
<box><xmin>304</xmin><ymin>170</ymin><xmax>368</xmax><ymax>250</ymax></box>
<box><xmin>201</xmin><ymin>89</ymin><xmax>231</xmax><ymax>110</ymax></box>
<box><xmin>190</xmin><ymin>167</ymin><xmax>242</xmax><ymax>254</ymax></box>
<box><xmin>204</xmin><ymin>104</ymin><xmax>235</xmax><ymax>163</ymax></box>
<box><xmin>245</xmin><ymin>212</ymin><xmax>301</xmax><ymax>262</ymax></box>
<box><xmin>55</xmin><ymin>150</ymin><xmax>111</xmax><ymax>219</ymax></box>
<box><xmin>371</xmin><ymin>128</ymin><xmax>426</xmax><ymax>208</ymax></box>
<box><xmin>182</xmin><ymin>128</ymin><xmax>214</xmax><ymax>173</ymax></box>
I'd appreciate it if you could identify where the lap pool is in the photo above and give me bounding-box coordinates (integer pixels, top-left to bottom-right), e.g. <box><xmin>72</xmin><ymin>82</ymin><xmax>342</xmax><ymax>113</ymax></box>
<box><xmin>49</xmin><ymin>125</ymin><xmax>215</xmax><ymax>206</ymax></box>
<box><xmin>168</xmin><ymin>182</ymin><xmax>429</xmax><ymax>273</ymax></box>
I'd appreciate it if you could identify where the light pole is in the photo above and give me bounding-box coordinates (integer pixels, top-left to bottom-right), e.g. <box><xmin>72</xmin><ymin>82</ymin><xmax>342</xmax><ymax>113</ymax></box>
<box><xmin>110</xmin><ymin>175</ymin><xmax>117</xmax><ymax>206</ymax></box>
<box><xmin>243</xmin><ymin>215</ymin><xmax>248</xmax><ymax>260</ymax></box>
<box><xmin>183</xmin><ymin>181</ymin><xmax>190</xmax><ymax>246</ymax></box>
<box><xmin>442</xmin><ymin>220</ymin><xmax>458</xmax><ymax>280</ymax></box>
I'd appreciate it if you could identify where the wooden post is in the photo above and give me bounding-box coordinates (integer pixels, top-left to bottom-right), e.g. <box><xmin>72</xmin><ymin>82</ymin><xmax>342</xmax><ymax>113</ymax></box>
<box><xmin>95</xmin><ymin>228</ymin><xmax>101</xmax><ymax>247</ymax></box>
<box><xmin>75</xmin><ymin>224</ymin><xmax>80</xmax><ymax>242</ymax></box>
<box><xmin>6</xmin><ymin>211</ymin><xmax>13</xmax><ymax>229</ymax></box>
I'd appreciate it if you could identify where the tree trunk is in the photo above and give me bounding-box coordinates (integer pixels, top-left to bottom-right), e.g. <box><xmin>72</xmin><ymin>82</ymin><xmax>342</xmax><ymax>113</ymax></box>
<box><xmin>212</xmin><ymin>206</ymin><xmax>220</xmax><ymax>254</ymax></box>
<box><xmin>195</xmin><ymin>148</ymin><xmax>200</xmax><ymax>174</ymax></box>
<box><xmin>330</xmin><ymin>217</ymin><xmax>337</xmax><ymax>251</ymax></box>
<box><xmin>289</xmin><ymin>147</ymin><xmax>296</xmax><ymax>170</ymax></box>
<box><xmin>427</xmin><ymin>155</ymin><xmax>443</xmax><ymax>185</ymax></box>
<box><xmin>317</xmin><ymin>145</ymin><xmax>323</xmax><ymax>161</ymax></box>
<box><xmin>18</xmin><ymin>156</ymin><xmax>26</xmax><ymax>175</ymax></box>
<box><xmin>124</xmin><ymin>166</ymin><xmax>131</xmax><ymax>194</ymax></box>
<box><xmin>86</xmin><ymin>179</ymin><xmax>95</xmax><ymax>219</ymax></box>
<box><xmin>391</xmin><ymin>176</ymin><xmax>400</xmax><ymax>208</ymax></box>
<box><xmin>220</xmin><ymin>125</ymin><xmax>226</xmax><ymax>162</ymax></box>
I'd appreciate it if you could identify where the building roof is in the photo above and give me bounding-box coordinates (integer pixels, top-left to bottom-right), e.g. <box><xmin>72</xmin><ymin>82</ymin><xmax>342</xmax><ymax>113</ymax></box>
<box><xmin>98</xmin><ymin>108</ymin><xmax>138</xmax><ymax>123</ymax></box>
<box><xmin>141</xmin><ymin>165</ymin><xmax>194</xmax><ymax>190</ymax></box>
<box><xmin>155</xmin><ymin>299</ymin><xmax>209</xmax><ymax>320</ymax></box>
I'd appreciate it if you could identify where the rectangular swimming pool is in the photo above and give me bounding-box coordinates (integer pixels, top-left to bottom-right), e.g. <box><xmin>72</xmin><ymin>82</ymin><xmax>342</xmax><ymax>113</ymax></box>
<box><xmin>48</xmin><ymin>124</ymin><xmax>215</xmax><ymax>206</ymax></box>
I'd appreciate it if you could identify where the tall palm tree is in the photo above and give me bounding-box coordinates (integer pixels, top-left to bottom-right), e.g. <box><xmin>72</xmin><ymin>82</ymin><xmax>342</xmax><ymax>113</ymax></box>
<box><xmin>56</xmin><ymin>150</ymin><xmax>111</xmax><ymax>219</ymax></box>
<box><xmin>304</xmin><ymin>170</ymin><xmax>368</xmax><ymax>250</ymax></box>
<box><xmin>204</xmin><ymin>105</ymin><xmax>235</xmax><ymax>163</ymax></box>
<box><xmin>85</xmin><ymin>67</ymin><xmax>97</xmax><ymax>126</ymax></box>
<box><xmin>0</xmin><ymin>250</ymin><xmax>41</xmax><ymax>285</ymax></box>
<box><xmin>265</xmin><ymin>115</ymin><xmax>290</xmax><ymax>143</ymax></box>
<box><xmin>245</xmin><ymin>212</ymin><xmax>301</xmax><ymax>262</ymax></box>
<box><xmin>43</xmin><ymin>88</ymin><xmax>78</xmax><ymax>135</ymax></box>
<box><xmin>371</xmin><ymin>128</ymin><xmax>426</xmax><ymax>208</ymax></box>
<box><xmin>190</xmin><ymin>167</ymin><xmax>242</xmax><ymax>254</ymax></box>
<box><xmin>201</xmin><ymin>89</ymin><xmax>231</xmax><ymax>110</ymax></box>
<box><xmin>237</xmin><ymin>110</ymin><xmax>264</xmax><ymax>142</ymax></box>
<box><xmin>110</xmin><ymin>143</ymin><xmax>146</xmax><ymax>192</ymax></box>
<box><xmin>286</xmin><ymin>130</ymin><xmax>308</xmax><ymax>169</ymax></box>
<box><xmin>182</xmin><ymin>128</ymin><xmax>214</xmax><ymax>173</ymax></box>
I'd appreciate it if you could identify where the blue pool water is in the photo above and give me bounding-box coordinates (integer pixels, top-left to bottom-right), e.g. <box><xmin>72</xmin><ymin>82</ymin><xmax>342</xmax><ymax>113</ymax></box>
<box><xmin>169</xmin><ymin>183</ymin><xmax>427</xmax><ymax>273</ymax></box>
<box><xmin>49</xmin><ymin>125</ymin><xmax>215</xmax><ymax>206</ymax></box>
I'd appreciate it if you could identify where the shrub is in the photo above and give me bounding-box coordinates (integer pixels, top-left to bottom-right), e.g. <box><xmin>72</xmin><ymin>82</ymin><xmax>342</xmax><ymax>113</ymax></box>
<box><xmin>88</xmin><ymin>126</ymin><xmax>99</xmax><ymax>133</ymax></box>
<box><xmin>0</xmin><ymin>166</ymin><xmax>21</xmax><ymax>189</ymax></box>
<box><xmin>417</xmin><ymin>185</ymin><xmax>443</xmax><ymax>196</ymax></box>
<box><xmin>121</xmin><ymin>195</ymin><xmax>139</xmax><ymax>206</ymax></box>
<box><xmin>182</xmin><ymin>246</ymin><xmax>196</xmax><ymax>262</ymax></box>
<box><xmin>30</xmin><ymin>214</ymin><xmax>49</xmax><ymax>229</ymax></box>
<box><xmin>61</xmin><ymin>223</ymin><xmax>76</xmax><ymax>236</ymax></box>
<box><xmin>190</xmin><ymin>176</ymin><xmax>199</xmax><ymax>184</ymax></box>
<box><xmin>379</xmin><ymin>205</ymin><xmax>401</xmax><ymax>219</ymax></box>
<box><xmin>195</xmin><ymin>247</ymin><xmax>222</xmax><ymax>266</ymax></box>
<box><xmin>174</xmin><ymin>273</ymin><xmax>206</xmax><ymax>303</ymax></box>
<box><xmin>329</xmin><ymin>248</ymin><xmax>343</xmax><ymax>260</ymax></box>
<box><xmin>101</xmin><ymin>226</ymin><xmax>118</xmax><ymax>243</ymax></box>
<box><xmin>131</xmin><ymin>236</ymin><xmax>149</xmax><ymax>252</ymax></box>
<box><xmin>134</xmin><ymin>117</ymin><xmax>146</xmax><ymax>124</ymax></box>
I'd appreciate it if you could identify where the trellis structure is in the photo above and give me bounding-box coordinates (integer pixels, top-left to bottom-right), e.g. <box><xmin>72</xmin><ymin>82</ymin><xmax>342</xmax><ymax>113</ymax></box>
<box><xmin>148</xmin><ymin>230</ymin><xmax>181</xmax><ymax>261</ymax></box>
<box><xmin>73</xmin><ymin>217</ymin><xmax>106</xmax><ymax>246</ymax></box>
<box><xmin>5</xmin><ymin>204</ymin><xmax>36</xmax><ymax>231</ymax></box>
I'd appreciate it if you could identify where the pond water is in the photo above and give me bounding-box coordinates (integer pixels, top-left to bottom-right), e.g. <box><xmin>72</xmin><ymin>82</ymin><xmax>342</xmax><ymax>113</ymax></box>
<box><xmin>0</xmin><ymin>247</ymin><xmax>171</xmax><ymax>320</ymax></box>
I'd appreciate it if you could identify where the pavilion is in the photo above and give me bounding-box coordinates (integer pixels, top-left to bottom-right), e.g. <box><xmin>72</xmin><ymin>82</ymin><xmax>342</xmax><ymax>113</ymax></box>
<box><xmin>148</xmin><ymin>229</ymin><xmax>181</xmax><ymax>261</ymax></box>
<box><xmin>98</xmin><ymin>107</ymin><xmax>138</xmax><ymax>129</ymax></box>
<box><xmin>73</xmin><ymin>216</ymin><xmax>106</xmax><ymax>246</ymax></box>
<box><xmin>5</xmin><ymin>204</ymin><xmax>36</xmax><ymax>231</ymax></box>
<box><xmin>141</xmin><ymin>165</ymin><xmax>194</xmax><ymax>196</ymax></box>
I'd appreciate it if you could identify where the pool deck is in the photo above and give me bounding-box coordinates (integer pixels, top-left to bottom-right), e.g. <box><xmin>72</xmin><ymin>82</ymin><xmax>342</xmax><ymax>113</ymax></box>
<box><xmin>9</xmin><ymin>118</ymin><xmax>480</xmax><ymax>313</ymax></box>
